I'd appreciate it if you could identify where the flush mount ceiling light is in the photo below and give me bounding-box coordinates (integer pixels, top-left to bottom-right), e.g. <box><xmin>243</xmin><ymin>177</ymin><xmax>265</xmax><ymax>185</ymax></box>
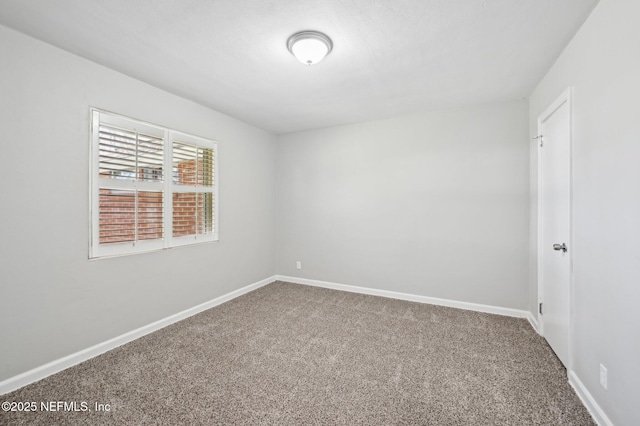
<box><xmin>287</xmin><ymin>31</ymin><xmax>333</xmax><ymax>65</ymax></box>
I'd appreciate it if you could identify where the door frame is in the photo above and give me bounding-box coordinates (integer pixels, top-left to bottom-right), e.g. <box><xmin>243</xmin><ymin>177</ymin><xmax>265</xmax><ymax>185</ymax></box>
<box><xmin>536</xmin><ymin>87</ymin><xmax>574</xmax><ymax>370</ymax></box>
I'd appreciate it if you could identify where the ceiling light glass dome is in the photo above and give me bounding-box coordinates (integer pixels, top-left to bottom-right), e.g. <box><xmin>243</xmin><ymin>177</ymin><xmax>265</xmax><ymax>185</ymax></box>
<box><xmin>287</xmin><ymin>31</ymin><xmax>333</xmax><ymax>65</ymax></box>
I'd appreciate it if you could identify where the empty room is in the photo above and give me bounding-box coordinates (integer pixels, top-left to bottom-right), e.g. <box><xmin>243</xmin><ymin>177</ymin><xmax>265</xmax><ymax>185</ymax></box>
<box><xmin>0</xmin><ymin>0</ymin><xmax>638</xmax><ymax>424</ymax></box>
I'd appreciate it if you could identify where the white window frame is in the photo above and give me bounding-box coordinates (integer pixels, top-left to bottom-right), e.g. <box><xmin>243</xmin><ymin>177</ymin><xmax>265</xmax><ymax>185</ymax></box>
<box><xmin>90</xmin><ymin>109</ymin><xmax>219</xmax><ymax>258</ymax></box>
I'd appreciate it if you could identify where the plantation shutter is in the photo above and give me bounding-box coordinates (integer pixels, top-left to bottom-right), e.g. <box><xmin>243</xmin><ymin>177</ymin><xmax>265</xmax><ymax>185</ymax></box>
<box><xmin>90</xmin><ymin>110</ymin><xmax>218</xmax><ymax>258</ymax></box>
<box><xmin>92</xmin><ymin>111</ymin><xmax>166</xmax><ymax>257</ymax></box>
<box><xmin>171</xmin><ymin>139</ymin><xmax>216</xmax><ymax>242</ymax></box>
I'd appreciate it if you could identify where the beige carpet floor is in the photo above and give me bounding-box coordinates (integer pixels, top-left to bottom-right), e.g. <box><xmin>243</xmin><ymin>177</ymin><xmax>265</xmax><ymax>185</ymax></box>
<box><xmin>1</xmin><ymin>281</ymin><xmax>594</xmax><ymax>425</ymax></box>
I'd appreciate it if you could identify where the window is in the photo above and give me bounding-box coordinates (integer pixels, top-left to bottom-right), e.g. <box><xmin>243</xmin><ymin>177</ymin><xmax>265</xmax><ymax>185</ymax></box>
<box><xmin>90</xmin><ymin>110</ymin><xmax>218</xmax><ymax>258</ymax></box>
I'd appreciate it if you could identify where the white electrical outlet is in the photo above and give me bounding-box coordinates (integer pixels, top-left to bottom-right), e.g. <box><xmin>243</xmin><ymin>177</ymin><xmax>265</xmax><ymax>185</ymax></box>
<box><xmin>296</xmin><ymin>261</ymin><xmax>302</xmax><ymax>270</ymax></box>
<box><xmin>599</xmin><ymin>364</ymin><xmax>607</xmax><ymax>390</ymax></box>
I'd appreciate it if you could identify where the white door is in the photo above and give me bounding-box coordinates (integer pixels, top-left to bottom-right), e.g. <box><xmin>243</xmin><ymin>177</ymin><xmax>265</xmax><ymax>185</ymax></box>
<box><xmin>538</xmin><ymin>90</ymin><xmax>572</xmax><ymax>368</ymax></box>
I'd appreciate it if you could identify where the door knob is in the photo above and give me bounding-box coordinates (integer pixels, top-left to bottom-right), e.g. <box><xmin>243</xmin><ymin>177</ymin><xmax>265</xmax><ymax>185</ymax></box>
<box><xmin>553</xmin><ymin>243</ymin><xmax>567</xmax><ymax>253</ymax></box>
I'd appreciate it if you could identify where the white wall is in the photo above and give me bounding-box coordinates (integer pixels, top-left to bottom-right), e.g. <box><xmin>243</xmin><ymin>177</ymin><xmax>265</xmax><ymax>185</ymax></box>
<box><xmin>0</xmin><ymin>26</ymin><xmax>277</xmax><ymax>382</ymax></box>
<box><xmin>529</xmin><ymin>0</ymin><xmax>640</xmax><ymax>424</ymax></box>
<box><xmin>277</xmin><ymin>100</ymin><xmax>530</xmax><ymax>309</ymax></box>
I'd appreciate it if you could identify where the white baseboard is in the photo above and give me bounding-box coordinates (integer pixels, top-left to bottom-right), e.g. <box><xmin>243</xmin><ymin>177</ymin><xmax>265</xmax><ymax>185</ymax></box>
<box><xmin>527</xmin><ymin>312</ymin><xmax>540</xmax><ymax>334</ymax></box>
<box><xmin>0</xmin><ymin>275</ymin><xmax>277</xmax><ymax>396</ymax></box>
<box><xmin>568</xmin><ymin>370</ymin><xmax>613</xmax><ymax>426</ymax></box>
<box><xmin>275</xmin><ymin>275</ymin><xmax>529</xmax><ymax>319</ymax></box>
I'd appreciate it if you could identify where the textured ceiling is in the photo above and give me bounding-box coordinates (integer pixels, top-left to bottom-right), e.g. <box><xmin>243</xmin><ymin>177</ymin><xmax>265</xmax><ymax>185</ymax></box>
<box><xmin>0</xmin><ymin>0</ymin><xmax>598</xmax><ymax>134</ymax></box>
